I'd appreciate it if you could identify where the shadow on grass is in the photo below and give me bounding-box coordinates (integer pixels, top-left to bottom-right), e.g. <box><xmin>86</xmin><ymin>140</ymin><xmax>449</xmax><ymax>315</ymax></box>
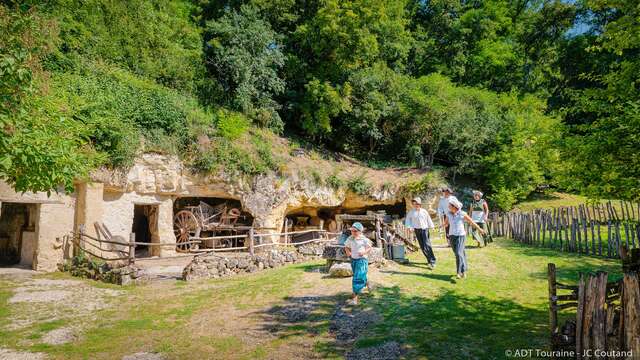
<box><xmin>258</xmin><ymin>285</ymin><xmax>549</xmax><ymax>359</ymax></box>
<box><xmin>379</xmin><ymin>269</ymin><xmax>457</xmax><ymax>284</ymax></box>
<box><xmin>493</xmin><ymin>238</ymin><xmax>623</xmax><ymax>283</ymax></box>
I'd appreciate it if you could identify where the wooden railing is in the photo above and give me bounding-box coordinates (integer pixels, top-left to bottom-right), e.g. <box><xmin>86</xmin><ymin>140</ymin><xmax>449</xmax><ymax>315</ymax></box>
<box><xmin>73</xmin><ymin>224</ymin><xmax>340</xmax><ymax>264</ymax></box>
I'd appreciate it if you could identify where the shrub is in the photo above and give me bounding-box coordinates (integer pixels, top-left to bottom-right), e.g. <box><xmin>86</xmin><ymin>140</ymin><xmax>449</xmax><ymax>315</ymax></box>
<box><xmin>402</xmin><ymin>171</ymin><xmax>444</xmax><ymax>195</ymax></box>
<box><xmin>326</xmin><ymin>174</ymin><xmax>344</xmax><ymax>189</ymax></box>
<box><xmin>347</xmin><ymin>174</ymin><xmax>372</xmax><ymax>195</ymax></box>
<box><xmin>216</xmin><ymin>109</ymin><xmax>250</xmax><ymax>140</ymax></box>
<box><xmin>309</xmin><ymin>169</ymin><xmax>323</xmax><ymax>185</ymax></box>
<box><xmin>50</xmin><ymin>63</ymin><xmax>206</xmax><ymax>167</ymax></box>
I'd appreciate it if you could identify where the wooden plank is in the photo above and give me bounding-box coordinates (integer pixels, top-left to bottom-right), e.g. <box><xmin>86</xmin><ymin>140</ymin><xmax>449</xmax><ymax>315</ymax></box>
<box><xmin>576</xmin><ymin>274</ymin><xmax>586</xmax><ymax>359</ymax></box>
<box><xmin>622</xmin><ymin>273</ymin><xmax>640</xmax><ymax>357</ymax></box>
<box><xmin>548</xmin><ymin>263</ymin><xmax>558</xmax><ymax>336</ymax></box>
<box><xmin>249</xmin><ymin>228</ymin><xmax>255</xmax><ymax>256</ymax></box>
<box><xmin>129</xmin><ymin>233</ymin><xmax>135</xmax><ymax>265</ymax></box>
<box><xmin>580</xmin><ymin>274</ymin><xmax>597</xmax><ymax>354</ymax></box>
<box><xmin>591</xmin><ymin>272</ymin><xmax>608</xmax><ymax>354</ymax></box>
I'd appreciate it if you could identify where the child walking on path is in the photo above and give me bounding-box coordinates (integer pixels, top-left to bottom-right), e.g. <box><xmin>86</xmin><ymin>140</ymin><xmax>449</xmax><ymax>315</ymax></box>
<box><xmin>344</xmin><ymin>222</ymin><xmax>372</xmax><ymax>305</ymax></box>
<box><xmin>444</xmin><ymin>198</ymin><xmax>485</xmax><ymax>279</ymax></box>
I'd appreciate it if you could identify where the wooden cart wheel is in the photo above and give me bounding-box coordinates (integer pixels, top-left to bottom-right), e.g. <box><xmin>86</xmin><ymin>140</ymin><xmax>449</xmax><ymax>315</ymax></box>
<box><xmin>174</xmin><ymin>210</ymin><xmax>199</xmax><ymax>252</ymax></box>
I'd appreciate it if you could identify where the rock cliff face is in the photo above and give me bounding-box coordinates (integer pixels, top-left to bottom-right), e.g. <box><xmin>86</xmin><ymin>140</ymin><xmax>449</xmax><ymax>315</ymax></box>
<box><xmin>91</xmin><ymin>154</ymin><xmax>440</xmax><ymax>242</ymax></box>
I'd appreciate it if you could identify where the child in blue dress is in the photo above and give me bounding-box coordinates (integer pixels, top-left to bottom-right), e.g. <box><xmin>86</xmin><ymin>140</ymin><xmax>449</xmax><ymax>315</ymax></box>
<box><xmin>344</xmin><ymin>222</ymin><xmax>372</xmax><ymax>305</ymax></box>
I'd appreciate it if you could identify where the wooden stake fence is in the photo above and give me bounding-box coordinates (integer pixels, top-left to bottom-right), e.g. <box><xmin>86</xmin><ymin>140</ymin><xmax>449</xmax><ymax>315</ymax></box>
<box><xmin>489</xmin><ymin>201</ymin><xmax>640</xmax><ymax>259</ymax></box>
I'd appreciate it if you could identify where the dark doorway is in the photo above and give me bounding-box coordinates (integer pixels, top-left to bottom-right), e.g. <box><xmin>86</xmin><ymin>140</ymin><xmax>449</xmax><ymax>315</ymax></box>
<box><xmin>0</xmin><ymin>202</ymin><xmax>37</xmax><ymax>267</ymax></box>
<box><xmin>132</xmin><ymin>205</ymin><xmax>158</xmax><ymax>258</ymax></box>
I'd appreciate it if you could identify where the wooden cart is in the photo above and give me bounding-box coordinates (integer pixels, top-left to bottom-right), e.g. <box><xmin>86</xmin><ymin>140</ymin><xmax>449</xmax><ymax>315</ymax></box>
<box><xmin>173</xmin><ymin>202</ymin><xmax>250</xmax><ymax>252</ymax></box>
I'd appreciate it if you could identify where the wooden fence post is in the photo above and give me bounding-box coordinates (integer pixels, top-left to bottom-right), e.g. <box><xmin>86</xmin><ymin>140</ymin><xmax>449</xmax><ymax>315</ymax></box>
<box><xmin>249</xmin><ymin>228</ymin><xmax>255</xmax><ymax>256</ymax></box>
<box><xmin>548</xmin><ymin>263</ymin><xmax>558</xmax><ymax>336</ymax></box>
<box><xmin>129</xmin><ymin>233</ymin><xmax>135</xmax><ymax>265</ymax></box>
<box><xmin>78</xmin><ymin>224</ymin><xmax>85</xmax><ymax>256</ymax></box>
<box><xmin>576</xmin><ymin>273</ymin><xmax>586</xmax><ymax>359</ymax></box>
<box><xmin>621</xmin><ymin>272</ymin><xmax>640</xmax><ymax>356</ymax></box>
<box><xmin>284</xmin><ymin>219</ymin><xmax>289</xmax><ymax>246</ymax></box>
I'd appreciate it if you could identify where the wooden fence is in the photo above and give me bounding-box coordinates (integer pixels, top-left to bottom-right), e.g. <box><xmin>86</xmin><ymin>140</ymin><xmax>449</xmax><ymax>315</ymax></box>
<box><xmin>488</xmin><ymin>200</ymin><xmax>640</xmax><ymax>259</ymax></box>
<box><xmin>548</xmin><ymin>255</ymin><xmax>640</xmax><ymax>358</ymax></box>
<box><xmin>72</xmin><ymin>224</ymin><xmax>338</xmax><ymax>264</ymax></box>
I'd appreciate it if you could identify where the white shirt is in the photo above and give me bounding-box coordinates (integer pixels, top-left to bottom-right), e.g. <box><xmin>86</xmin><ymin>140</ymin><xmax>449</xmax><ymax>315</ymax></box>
<box><xmin>437</xmin><ymin>195</ymin><xmax>459</xmax><ymax>217</ymax></box>
<box><xmin>344</xmin><ymin>235</ymin><xmax>373</xmax><ymax>259</ymax></box>
<box><xmin>405</xmin><ymin>208</ymin><xmax>435</xmax><ymax>229</ymax></box>
<box><xmin>447</xmin><ymin>210</ymin><xmax>468</xmax><ymax>236</ymax></box>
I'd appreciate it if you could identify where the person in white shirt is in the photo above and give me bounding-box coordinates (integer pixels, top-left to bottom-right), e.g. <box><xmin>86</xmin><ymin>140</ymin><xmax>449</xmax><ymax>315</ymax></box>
<box><xmin>444</xmin><ymin>197</ymin><xmax>485</xmax><ymax>279</ymax></box>
<box><xmin>405</xmin><ymin>197</ymin><xmax>436</xmax><ymax>268</ymax></box>
<box><xmin>437</xmin><ymin>187</ymin><xmax>458</xmax><ymax>247</ymax></box>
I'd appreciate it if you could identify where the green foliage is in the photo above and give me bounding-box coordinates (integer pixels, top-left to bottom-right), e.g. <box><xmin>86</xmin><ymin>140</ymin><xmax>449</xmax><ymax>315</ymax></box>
<box><xmin>325</xmin><ymin>174</ymin><xmax>344</xmax><ymax>190</ymax></box>
<box><xmin>50</xmin><ymin>64</ymin><xmax>204</xmax><ymax>167</ymax></box>
<box><xmin>193</xmin><ymin>131</ymin><xmax>280</xmax><ymax>177</ymax></box>
<box><xmin>0</xmin><ymin>4</ymin><xmax>97</xmax><ymax>193</ymax></box>
<box><xmin>410</xmin><ymin>0</ymin><xmax>575</xmax><ymax>94</ymax></box>
<box><xmin>555</xmin><ymin>0</ymin><xmax>640</xmax><ymax>201</ymax></box>
<box><xmin>308</xmin><ymin>169</ymin><xmax>323</xmax><ymax>186</ymax></box>
<box><xmin>347</xmin><ymin>173</ymin><xmax>372</xmax><ymax>195</ymax></box>
<box><xmin>45</xmin><ymin>0</ymin><xmax>204</xmax><ymax>93</ymax></box>
<box><xmin>402</xmin><ymin>172</ymin><xmax>444</xmax><ymax>195</ymax></box>
<box><xmin>204</xmin><ymin>5</ymin><xmax>285</xmax><ymax>130</ymax></box>
<box><xmin>215</xmin><ymin>109</ymin><xmax>250</xmax><ymax>140</ymax></box>
<box><xmin>481</xmin><ymin>94</ymin><xmax>562</xmax><ymax>210</ymax></box>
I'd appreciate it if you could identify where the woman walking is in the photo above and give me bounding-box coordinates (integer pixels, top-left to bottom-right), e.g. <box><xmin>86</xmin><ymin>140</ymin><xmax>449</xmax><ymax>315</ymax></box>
<box><xmin>468</xmin><ymin>190</ymin><xmax>491</xmax><ymax>247</ymax></box>
<box><xmin>344</xmin><ymin>222</ymin><xmax>372</xmax><ymax>305</ymax></box>
<box><xmin>444</xmin><ymin>198</ymin><xmax>485</xmax><ymax>279</ymax></box>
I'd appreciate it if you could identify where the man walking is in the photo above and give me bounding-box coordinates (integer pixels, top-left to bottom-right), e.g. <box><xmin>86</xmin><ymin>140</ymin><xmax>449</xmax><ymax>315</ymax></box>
<box><xmin>405</xmin><ymin>197</ymin><xmax>436</xmax><ymax>268</ymax></box>
<box><xmin>437</xmin><ymin>187</ymin><xmax>458</xmax><ymax>247</ymax></box>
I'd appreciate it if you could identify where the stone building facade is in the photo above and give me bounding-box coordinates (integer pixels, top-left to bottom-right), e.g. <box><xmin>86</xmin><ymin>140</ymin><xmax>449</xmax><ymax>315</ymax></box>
<box><xmin>0</xmin><ymin>154</ymin><xmax>439</xmax><ymax>272</ymax></box>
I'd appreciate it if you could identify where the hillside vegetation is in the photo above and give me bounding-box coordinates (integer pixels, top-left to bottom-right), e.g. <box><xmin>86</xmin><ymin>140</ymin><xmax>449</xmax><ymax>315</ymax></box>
<box><xmin>1</xmin><ymin>0</ymin><xmax>638</xmax><ymax>208</ymax></box>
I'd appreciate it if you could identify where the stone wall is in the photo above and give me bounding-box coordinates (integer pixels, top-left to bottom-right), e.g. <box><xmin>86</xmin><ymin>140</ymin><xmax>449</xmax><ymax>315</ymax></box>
<box><xmin>181</xmin><ymin>247</ymin><xmax>321</xmax><ymax>281</ymax></box>
<box><xmin>101</xmin><ymin>191</ymin><xmax>175</xmax><ymax>257</ymax></box>
<box><xmin>0</xmin><ymin>182</ymin><xmax>76</xmax><ymax>271</ymax></box>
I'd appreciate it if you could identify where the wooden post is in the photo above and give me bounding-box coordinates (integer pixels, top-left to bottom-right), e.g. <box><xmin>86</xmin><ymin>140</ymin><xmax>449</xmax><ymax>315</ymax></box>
<box><xmin>548</xmin><ymin>263</ymin><xmax>558</xmax><ymax>336</ymax></box>
<box><xmin>591</xmin><ymin>272</ymin><xmax>608</xmax><ymax>353</ymax></box>
<box><xmin>607</xmin><ymin>221</ymin><xmax>613</xmax><ymax>258</ymax></box>
<box><xmin>249</xmin><ymin>228</ymin><xmax>254</xmax><ymax>256</ymax></box>
<box><xmin>375</xmin><ymin>217</ymin><xmax>382</xmax><ymax>248</ymax></box>
<box><xmin>283</xmin><ymin>218</ymin><xmax>288</xmax><ymax>246</ymax></box>
<box><xmin>576</xmin><ymin>273</ymin><xmax>586</xmax><ymax>359</ymax></box>
<box><xmin>129</xmin><ymin>233</ymin><xmax>135</xmax><ymax>265</ymax></box>
<box><xmin>621</xmin><ymin>272</ymin><xmax>640</xmax><ymax>357</ymax></box>
<box><xmin>78</xmin><ymin>224</ymin><xmax>85</xmax><ymax>256</ymax></box>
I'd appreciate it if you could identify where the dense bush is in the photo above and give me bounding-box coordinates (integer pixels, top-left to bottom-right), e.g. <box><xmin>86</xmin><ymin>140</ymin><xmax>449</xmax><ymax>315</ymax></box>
<box><xmin>0</xmin><ymin>4</ymin><xmax>96</xmax><ymax>193</ymax></box>
<box><xmin>50</xmin><ymin>63</ymin><xmax>207</xmax><ymax>167</ymax></box>
<box><xmin>44</xmin><ymin>0</ymin><xmax>204</xmax><ymax>93</ymax></box>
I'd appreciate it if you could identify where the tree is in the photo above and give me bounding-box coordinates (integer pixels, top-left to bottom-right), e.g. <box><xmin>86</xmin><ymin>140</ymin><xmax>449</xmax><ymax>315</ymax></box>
<box><xmin>204</xmin><ymin>5</ymin><xmax>286</xmax><ymax>131</ymax></box>
<box><xmin>0</xmin><ymin>4</ymin><xmax>96</xmax><ymax>193</ymax></box>
<box><xmin>558</xmin><ymin>0</ymin><xmax>640</xmax><ymax>200</ymax></box>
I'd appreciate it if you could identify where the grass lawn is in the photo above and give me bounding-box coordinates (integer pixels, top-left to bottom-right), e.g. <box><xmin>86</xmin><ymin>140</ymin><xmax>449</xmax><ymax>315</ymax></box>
<box><xmin>0</xmin><ymin>237</ymin><xmax>622</xmax><ymax>359</ymax></box>
<box><xmin>514</xmin><ymin>192</ymin><xmax>632</xmax><ymax>215</ymax></box>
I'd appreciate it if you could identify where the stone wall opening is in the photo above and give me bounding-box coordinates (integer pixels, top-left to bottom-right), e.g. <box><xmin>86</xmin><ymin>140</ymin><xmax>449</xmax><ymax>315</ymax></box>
<box><xmin>132</xmin><ymin>204</ymin><xmax>159</xmax><ymax>258</ymax></box>
<box><xmin>0</xmin><ymin>202</ymin><xmax>38</xmax><ymax>267</ymax></box>
<box><xmin>283</xmin><ymin>200</ymin><xmax>406</xmax><ymax>242</ymax></box>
